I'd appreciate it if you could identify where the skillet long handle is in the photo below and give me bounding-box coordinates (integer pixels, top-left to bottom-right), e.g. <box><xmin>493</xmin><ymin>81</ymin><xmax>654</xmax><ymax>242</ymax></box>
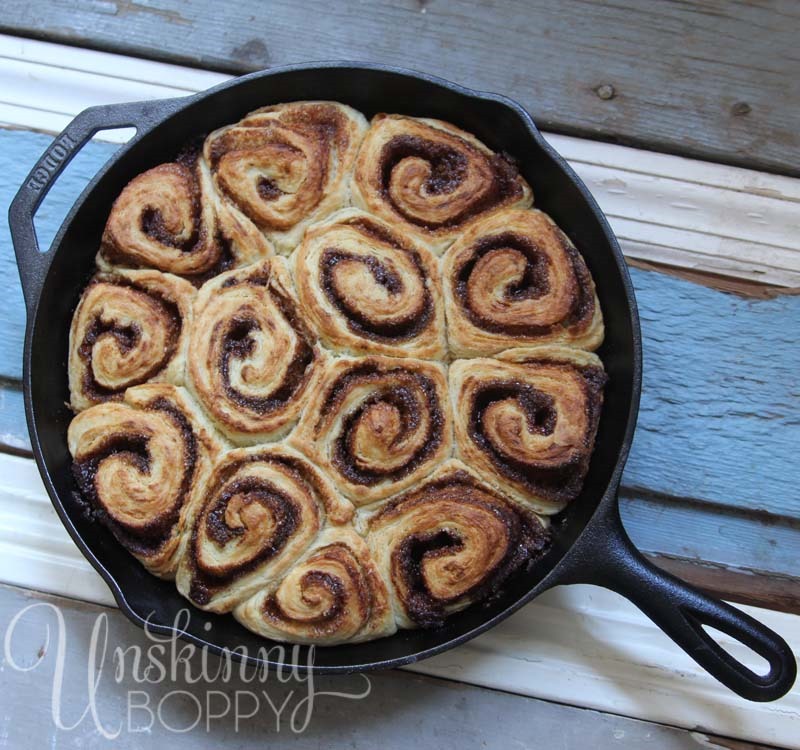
<box><xmin>8</xmin><ymin>97</ymin><xmax>186</xmax><ymax>310</ymax></box>
<box><xmin>559</xmin><ymin>500</ymin><xmax>796</xmax><ymax>702</ymax></box>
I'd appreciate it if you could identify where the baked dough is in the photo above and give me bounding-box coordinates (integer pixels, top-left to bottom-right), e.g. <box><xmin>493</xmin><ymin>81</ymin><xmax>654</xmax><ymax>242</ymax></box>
<box><xmin>175</xmin><ymin>445</ymin><xmax>353</xmax><ymax>613</ymax></box>
<box><xmin>68</xmin><ymin>383</ymin><xmax>224</xmax><ymax>577</ymax></box>
<box><xmin>234</xmin><ymin>525</ymin><xmax>396</xmax><ymax>645</ymax></box>
<box><xmin>289</xmin><ymin>355</ymin><xmax>453</xmax><ymax>506</ymax></box>
<box><xmin>292</xmin><ymin>207</ymin><xmax>446</xmax><ymax>359</ymax></box>
<box><xmin>442</xmin><ymin>208</ymin><xmax>604</xmax><ymax>357</ymax></box>
<box><xmin>186</xmin><ymin>258</ymin><xmax>323</xmax><ymax>444</ymax></box>
<box><xmin>204</xmin><ymin>101</ymin><xmax>368</xmax><ymax>254</ymax></box>
<box><xmin>352</xmin><ymin>114</ymin><xmax>533</xmax><ymax>254</ymax></box>
<box><xmin>98</xmin><ymin>147</ymin><xmax>271</xmax><ymax>284</ymax></box>
<box><xmin>67</xmin><ymin>101</ymin><xmax>607</xmax><ymax>645</ymax></box>
<box><xmin>68</xmin><ymin>268</ymin><xmax>195</xmax><ymax>411</ymax></box>
<box><xmin>358</xmin><ymin>459</ymin><xmax>549</xmax><ymax>629</ymax></box>
<box><xmin>450</xmin><ymin>346</ymin><xmax>606</xmax><ymax>514</ymax></box>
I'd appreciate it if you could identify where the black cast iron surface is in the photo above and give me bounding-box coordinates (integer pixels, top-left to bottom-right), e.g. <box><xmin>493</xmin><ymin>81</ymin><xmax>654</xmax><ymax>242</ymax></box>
<box><xmin>8</xmin><ymin>62</ymin><xmax>796</xmax><ymax>701</ymax></box>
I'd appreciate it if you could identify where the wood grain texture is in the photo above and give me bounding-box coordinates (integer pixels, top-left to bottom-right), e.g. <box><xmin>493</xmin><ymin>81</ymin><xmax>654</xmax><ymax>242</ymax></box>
<box><xmin>0</xmin><ymin>129</ymin><xmax>120</xmax><ymax>377</ymax></box>
<box><xmin>0</xmin><ymin>583</ymin><xmax>777</xmax><ymax>749</ymax></box>
<box><xmin>2</xmin><ymin>0</ymin><xmax>800</xmax><ymax>176</ymax></box>
<box><xmin>4</xmin><ymin>38</ymin><xmax>799</xmax><ymax>291</ymax></box>
<box><xmin>649</xmin><ymin>554</ymin><xmax>800</xmax><ymax>615</ymax></box>
<box><xmin>1</xmin><ymin>451</ymin><xmax>798</xmax><ymax>744</ymax></box>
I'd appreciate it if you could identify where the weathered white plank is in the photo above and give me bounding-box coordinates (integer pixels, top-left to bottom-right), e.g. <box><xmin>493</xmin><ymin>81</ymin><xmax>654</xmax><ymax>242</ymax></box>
<box><xmin>0</xmin><ymin>584</ymin><xmax>757</xmax><ymax>750</ymax></box>
<box><xmin>2</xmin><ymin>0</ymin><xmax>800</xmax><ymax>177</ymax></box>
<box><xmin>1</xmin><ymin>33</ymin><xmax>798</xmax><ymax>287</ymax></box>
<box><xmin>0</xmin><ymin>452</ymin><xmax>797</xmax><ymax>745</ymax></box>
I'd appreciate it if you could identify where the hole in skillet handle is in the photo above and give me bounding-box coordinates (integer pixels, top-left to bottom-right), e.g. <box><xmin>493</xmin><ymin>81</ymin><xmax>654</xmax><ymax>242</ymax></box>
<box><xmin>558</xmin><ymin>494</ymin><xmax>797</xmax><ymax>702</ymax></box>
<box><xmin>7</xmin><ymin>97</ymin><xmax>189</xmax><ymax>313</ymax></box>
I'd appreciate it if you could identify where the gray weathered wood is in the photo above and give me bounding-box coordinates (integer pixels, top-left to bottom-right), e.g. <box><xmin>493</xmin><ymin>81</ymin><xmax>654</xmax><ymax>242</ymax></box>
<box><xmin>0</xmin><ymin>583</ymin><xmax>775</xmax><ymax>749</ymax></box>
<box><xmin>2</xmin><ymin>0</ymin><xmax>800</xmax><ymax>176</ymax></box>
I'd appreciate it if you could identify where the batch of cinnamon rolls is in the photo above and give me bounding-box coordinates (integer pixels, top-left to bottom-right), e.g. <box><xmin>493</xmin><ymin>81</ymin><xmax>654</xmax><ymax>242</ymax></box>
<box><xmin>67</xmin><ymin>101</ymin><xmax>606</xmax><ymax>645</ymax></box>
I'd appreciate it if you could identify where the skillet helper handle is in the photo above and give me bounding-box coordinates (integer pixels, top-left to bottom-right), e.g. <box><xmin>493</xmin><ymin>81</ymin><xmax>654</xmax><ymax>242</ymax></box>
<box><xmin>561</xmin><ymin>501</ymin><xmax>796</xmax><ymax>702</ymax></box>
<box><xmin>9</xmin><ymin>97</ymin><xmax>186</xmax><ymax>310</ymax></box>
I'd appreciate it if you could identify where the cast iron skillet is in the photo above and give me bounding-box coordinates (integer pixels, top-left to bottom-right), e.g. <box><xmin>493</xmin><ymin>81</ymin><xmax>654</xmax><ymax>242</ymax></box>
<box><xmin>8</xmin><ymin>63</ymin><xmax>796</xmax><ymax>701</ymax></box>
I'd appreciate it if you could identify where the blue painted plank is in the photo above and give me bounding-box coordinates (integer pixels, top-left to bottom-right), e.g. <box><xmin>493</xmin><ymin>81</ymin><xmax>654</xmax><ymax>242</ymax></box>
<box><xmin>0</xmin><ymin>384</ymin><xmax>28</xmax><ymax>455</ymax></box>
<box><xmin>0</xmin><ymin>129</ymin><xmax>119</xmax><ymax>381</ymax></box>
<box><xmin>620</xmin><ymin>491</ymin><xmax>800</xmax><ymax>577</ymax></box>
<box><xmin>0</xmin><ymin>127</ymin><xmax>798</xmax><ymax>581</ymax></box>
<box><xmin>623</xmin><ymin>272</ymin><xmax>800</xmax><ymax>519</ymax></box>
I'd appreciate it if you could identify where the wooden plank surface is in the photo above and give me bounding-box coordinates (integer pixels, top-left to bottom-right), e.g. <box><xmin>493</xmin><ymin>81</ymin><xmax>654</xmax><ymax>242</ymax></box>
<box><xmin>0</xmin><ymin>572</ymin><xmax>796</xmax><ymax>747</ymax></box>
<box><xmin>1</xmin><ymin>125</ymin><xmax>799</xmax><ymax>605</ymax></box>
<box><xmin>2</xmin><ymin>1</ymin><xmax>800</xmax><ymax>177</ymax></box>
<box><xmin>1</xmin><ymin>37</ymin><xmax>799</xmax><ymax>611</ymax></box>
<box><xmin>3</xmin><ymin>34</ymin><xmax>798</xmax><ymax>292</ymax></box>
<box><xmin>0</xmin><ymin>584</ymin><xmax>778</xmax><ymax>750</ymax></box>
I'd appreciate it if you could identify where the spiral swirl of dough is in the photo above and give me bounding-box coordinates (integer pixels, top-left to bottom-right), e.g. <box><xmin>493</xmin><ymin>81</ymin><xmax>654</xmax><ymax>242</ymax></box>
<box><xmin>68</xmin><ymin>384</ymin><xmax>223</xmax><ymax>577</ymax></box>
<box><xmin>443</xmin><ymin>208</ymin><xmax>603</xmax><ymax>357</ymax></box>
<box><xmin>65</xmin><ymin>101</ymin><xmax>613</xmax><ymax>645</ymax></box>
<box><xmin>187</xmin><ymin>259</ymin><xmax>322</xmax><ymax>444</ymax></box>
<box><xmin>68</xmin><ymin>269</ymin><xmax>194</xmax><ymax>411</ymax></box>
<box><xmin>99</xmin><ymin>145</ymin><xmax>271</xmax><ymax>283</ymax></box>
<box><xmin>450</xmin><ymin>346</ymin><xmax>606</xmax><ymax>514</ymax></box>
<box><xmin>293</xmin><ymin>208</ymin><xmax>446</xmax><ymax>358</ymax></box>
<box><xmin>204</xmin><ymin>101</ymin><xmax>368</xmax><ymax>253</ymax></box>
<box><xmin>362</xmin><ymin>460</ymin><xmax>549</xmax><ymax>628</ymax></box>
<box><xmin>234</xmin><ymin>526</ymin><xmax>396</xmax><ymax>645</ymax></box>
<box><xmin>290</xmin><ymin>356</ymin><xmax>453</xmax><ymax>506</ymax></box>
<box><xmin>352</xmin><ymin>114</ymin><xmax>532</xmax><ymax>254</ymax></box>
<box><xmin>176</xmin><ymin>445</ymin><xmax>353</xmax><ymax>613</ymax></box>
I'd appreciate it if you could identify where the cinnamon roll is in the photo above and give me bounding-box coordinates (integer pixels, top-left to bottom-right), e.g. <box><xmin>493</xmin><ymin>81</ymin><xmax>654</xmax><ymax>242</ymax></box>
<box><xmin>289</xmin><ymin>356</ymin><xmax>452</xmax><ymax>506</ymax></box>
<box><xmin>442</xmin><ymin>208</ymin><xmax>604</xmax><ymax>357</ymax></box>
<box><xmin>234</xmin><ymin>526</ymin><xmax>396</xmax><ymax>645</ymax></box>
<box><xmin>450</xmin><ymin>346</ymin><xmax>606</xmax><ymax>514</ymax></box>
<box><xmin>204</xmin><ymin>101</ymin><xmax>368</xmax><ymax>254</ymax></box>
<box><xmin>176</xmin><ymin>445</ymin><xmax>353</xmax><ymax>613</ymax></box>
<box><xmin>186</xmin><ymin>258</ymin><xmax>323</xmax><ymax>444</ymax></box>
<box><xmin>63</xmin><ymin>100</ymin><xmax>615</xmax><ymax>645</ymax></box>
<box><xmin>351</xmin><ymin>114</ymin><xmax>532</xmax><ymax>255</ymax></box>
<box><xmin>292</xmin><ymin>208</ymin><xmax>446</xmax><ymax>359</ymax></box>
<box><xmin>98</xmin><ymin>143</ymin><xmax>272</xmax><ymax>284</ymax></box>
<box><xmin>68</xmin><ymin>384</ymin><xmax>224</xmax><ymax>578</ymax></box>
<box><xmin>68</xmin><ymin>269</ymin><xmax>194</xmax><ymax>411</ymax></box>
<box><xmin>360</xmin><ymin>460</ymin><xmax>549</xmax><ymax>629</ymax></box>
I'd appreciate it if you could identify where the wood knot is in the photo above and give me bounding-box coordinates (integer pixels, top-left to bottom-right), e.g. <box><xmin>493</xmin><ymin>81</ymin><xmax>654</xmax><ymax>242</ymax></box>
<box><xmin>731</xmin><ymin>101</ymin><xmax>752</xmax><ymax>117</ymax></box>
<box><xmin>594</xmin><ymin>84</ymin><xmax>616</xmax><ymax>101</ymax></box>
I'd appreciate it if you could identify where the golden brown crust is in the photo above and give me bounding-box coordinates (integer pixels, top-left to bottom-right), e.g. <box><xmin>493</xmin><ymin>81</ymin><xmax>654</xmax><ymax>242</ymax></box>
<box><xmin>68</xmin><ymin>269</ymin><xmax>195</xmax><ymax>411</ymax></box>
<box><xmin>234</xmin><ymin>525</ymin><xmax>396</xmax><ymax>645</ymax></box>
<box><xmin>450</xmin><ymin>347</ymin><xmax>606</xmax><ymax>514</ymax></box>
<box><xmin>442</xmin><ymin>208</ymin><xmax>604</xmax><ymax>357</ymax></box>
<box><xmin>352</xmin><ymin>114</ymin><xmax>532</xmax><ymax>254</ymax></box>
<box><xmin>288</xmin><ymin>355</ymin><xmax>453</xmax><ymax>506</ymax></box>
<box><xmin>176</xmin><ymin>445</ymin><xmax>353</xmax><ymax>613</ymax></box>
<box><xmin>204</xmin><ymin>101</ymin><xmax>368</xmax><ymax>254</ymax></box>
<box><xmin>67</xmin><ymin>102</ymin><xmax>609</xmax><ymax>645</ymax></box>
<box><xmin>67</xmin><ymin>384</ymin><xmax>224</xmax><ymax>578</ymax></box>
<box><xmin>186</xmin><ymin>258</ymin><xmax>323</xmax><ymax>444</ymax></box>
<box><xmin>98</xmin><ymin>147</ymin><xmax>272</xmax><ymax>284</ymax></box>
<box><xmin>359</xmin><ymin>460</ymin><xmax>549</xmax><ymax>629</ymax></box>
<box><xmin>292</xmin><ymin>208</ymin><xmax>446</xmax><ymax>359</ymax></box>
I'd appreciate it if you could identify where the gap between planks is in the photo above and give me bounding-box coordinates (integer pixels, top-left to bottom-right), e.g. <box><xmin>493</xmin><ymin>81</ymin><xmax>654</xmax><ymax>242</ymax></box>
<box><xmin>0</xmin><ymin>33</ymin><xmax>799</xmax><ymax>293</ymax></box>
